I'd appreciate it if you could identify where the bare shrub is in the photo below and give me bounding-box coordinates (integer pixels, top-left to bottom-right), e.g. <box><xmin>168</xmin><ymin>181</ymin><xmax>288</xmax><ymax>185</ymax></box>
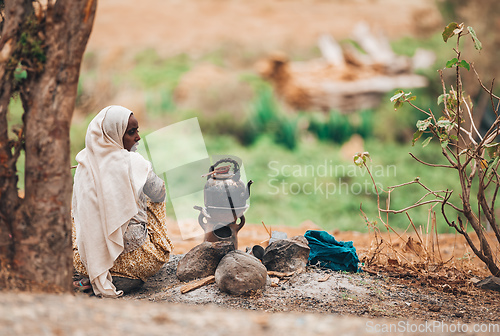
<box><xmin>355</xmin><ymin>23</ymin><xmax>500</xmax><ymax>277</ymax></box>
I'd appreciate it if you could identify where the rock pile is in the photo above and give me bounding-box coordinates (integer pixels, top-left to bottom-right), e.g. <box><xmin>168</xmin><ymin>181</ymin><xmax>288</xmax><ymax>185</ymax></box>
<box><xmin>176</xmin><ymin>241</ymin><xmax>235</xmax><ymax>282</ymax></box>
<box><xmin>176</xmin><ymin>235</ymin><xmax>311</xmax><ymax>295</ymax></box>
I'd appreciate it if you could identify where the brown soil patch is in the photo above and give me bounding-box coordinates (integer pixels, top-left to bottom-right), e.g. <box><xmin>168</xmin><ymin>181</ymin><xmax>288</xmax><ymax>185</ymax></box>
<box><xmin>88</xmin><ymin>0</ymin><xmax>442</xmax><ymax>58</ymax></box>
<box><xmin>168</xmin><ymin>219</ymin><xmax>496</xmax><ymax>277</ymax></box>
<box><xmin>125</xmin><ymin>246</ymin><xmax>500</xmax><ymax>326</ymax></box>
<box><xmin>153</xmin><ymin>218</ymin><xmax>500</xmax><ymax>325</ymax></box>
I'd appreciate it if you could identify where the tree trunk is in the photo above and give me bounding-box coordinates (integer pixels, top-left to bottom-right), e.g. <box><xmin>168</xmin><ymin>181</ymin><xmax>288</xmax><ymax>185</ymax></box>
<box><xmin>0</xmin><ymin>0</ymin><xmax>96</xmax><ymax>291</ymax></box>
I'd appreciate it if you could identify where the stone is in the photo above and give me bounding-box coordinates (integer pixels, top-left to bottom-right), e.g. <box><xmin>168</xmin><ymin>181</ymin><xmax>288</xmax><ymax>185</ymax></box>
<box><xmin>262</xmin><ymin>235</ymin><xmax>310</xmax><ymax>273</ymax></box>
<box><xmin>475</xmin><ymin>276</ymin><xmax>500</xmax><ymax>292</ymax></box>
<box><xmin>215</xmin><ymin>250</ymin><xmax>268</xmax><ymax>295</ymax></box>
<box><xmin>428</xmin><ymin>305</ymin><xmax>441</xmax><ymax>312</ymax></box>
<box><xmin>112</xmin><ymin>276</ymin><xmax>144</xmax><ymax>294</ymax></box>
<box><xmin>245</xmin><ymin>245</ymin><xmax>265</xmax><ymax>261</ymax></box>
<box><xmin>176</xmin><ymin>241</ymin><xmax>235</xmax><ymax>282</ymax></box>
<box><xmin>269</xmin><ymin>231</ymin><xmax>287</xmax><ymax>244</ymax></box>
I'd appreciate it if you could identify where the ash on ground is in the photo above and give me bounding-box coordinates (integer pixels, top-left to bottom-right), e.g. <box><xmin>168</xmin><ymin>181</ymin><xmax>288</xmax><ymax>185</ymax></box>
<box><xmin>121</xmin><ymin>254</ymin><xmax>500</xmax><ymax>324</ymax></box>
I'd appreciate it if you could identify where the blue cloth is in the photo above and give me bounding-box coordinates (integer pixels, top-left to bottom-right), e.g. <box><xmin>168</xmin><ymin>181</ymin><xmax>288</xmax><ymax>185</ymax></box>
<box><xmin>304</xmin><ymin>230</ymin><xmax>360</xmax><ymax>272</ymax></box>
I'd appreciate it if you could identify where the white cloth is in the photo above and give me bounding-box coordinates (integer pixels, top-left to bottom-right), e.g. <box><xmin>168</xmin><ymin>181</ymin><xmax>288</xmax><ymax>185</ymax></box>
<box><xmin>72</xmin><ymin>105</ymin><xmax>150</xmax><ymax>298</ymax></box>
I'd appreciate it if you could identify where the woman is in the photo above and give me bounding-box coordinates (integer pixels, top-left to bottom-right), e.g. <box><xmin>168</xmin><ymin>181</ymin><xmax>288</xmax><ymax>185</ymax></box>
<box><xmin>72</xmin><ymin>105</ymin><xmax>173</xmax><ymax>298</ymax></box>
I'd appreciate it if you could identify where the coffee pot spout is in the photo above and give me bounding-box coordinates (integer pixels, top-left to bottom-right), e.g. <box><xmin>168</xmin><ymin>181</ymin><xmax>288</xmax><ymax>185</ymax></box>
<box><xmin>245</xmin><ymin>180</ymin><xmax>253</xmax><ymax>200</ymax></box>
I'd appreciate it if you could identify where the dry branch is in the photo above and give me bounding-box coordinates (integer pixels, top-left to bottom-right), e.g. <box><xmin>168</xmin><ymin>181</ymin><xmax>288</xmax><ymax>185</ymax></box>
<box><xmin>267</xmin><ymin>271</ymin><xmax>295</xmax><ymax>278</ymax></box>
<box><xmin>180</xmin><ymin>275</ymin><xmax>215</xmax><ymax>294</ymax></box>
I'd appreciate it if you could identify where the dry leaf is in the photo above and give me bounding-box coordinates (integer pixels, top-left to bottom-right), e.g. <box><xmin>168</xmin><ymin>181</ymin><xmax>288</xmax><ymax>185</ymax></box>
<box><xmin>403</xmin><ymin>237</ymin><xmax>426</xmax><ymax>257</ymax></box>
<box><xmin>318</xmin><ymin>274</ymin><xmax>331</xmax><ymax>282</ymax></box>
<box><xmin>388</xmin><ymin>258</ymin><xmax>399</xmax><ymax>266</ymax></box>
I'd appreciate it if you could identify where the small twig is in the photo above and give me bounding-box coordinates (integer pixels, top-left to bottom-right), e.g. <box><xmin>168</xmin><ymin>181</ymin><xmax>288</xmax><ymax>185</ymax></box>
<box><xmin>462</xmin><ymin>121</ymin><xmax>500</xmax><ymax>169</ymax></box>
<box><xmin>472</xmin><ymin>64</ymin><xmax>500</xmax><ymax>101</ymax></box>
<box><xmin>385</xmin><ymin>179</ymin><xmax>462</xmax><ymax>213</ymax></box>
<box><xmin>414</xmin><ymin>182</ymin><xmax>453</xmax><ymax>202</ymax></box>
<box><xmin>496</xmin><ymin>96</ymin><xmax>500</xmax><ymax>118</ymax></box>
<box><xmin>180</xmin><ymin>275</ymin><xmax>215</xmax><ymax>294</ymax></box>
<box><xmin>407</xmin><ymin>101</ymin><xmax>433</xmax><ymax>119</ymax></box>
<box><xmin>406</xmin><ymin>212</ymin><xmax>424</xmax><ymax>245</ymax></box>
<box><xmin>317</xmin><ymin>274</ymin><xmax>331</xmax><ymax>282</ymax></box>
<box><xmin>488</xmin><ymin>78</ymin><xmax>498</xmax><ymax>117</ymax></box>
<box><xmin>267</xmin><ymin>270</ymin><xmax>295</xmax><ymax>278</ymax></box>
<box><xmin>386</xmin><ymin>188</ymin><xmax>391</xmax><ymax>227</ymax></box>
<box><xmin>381</xmin><ymin>200</ymin><xmax>454</xmax><ymax>214</ymax></box>
<box><xmin>458</xmin><ymin>126</ymin><xmax>478</xmax><ymax>146</ymax></box>
<box><xmin>261</xmin><ymin>221</ymin><xmax>272</xmax><ymax>238</ymax></box>
<box><xmin>383</xmin><ymin>240</ymin><xmax>425</xmax><ymax>275</ymax></box>
<box><xmin>444</xmin><ymin>144</ymin><xmax>459</xmax><ymax>163</ymax></box>
<box><xmin>491</xmin><ymin>174</ymin><xmax>500</xmax><ymax>213</ymax></box>
<box><xmin>438</xmin><ymin>69</ymin><xmax>451</xmax><ymax>119</ymax></box>
<box><xmin>409</xmin><ymin>153</ymin><xmax>455</xmax><ymax>169</ymax></box>
<box><xmin>387</xmin><ymin>179</ymin><xmax>419</xmax><ymax>189</ymax></box>
<box><xmin>414</xmin><ymin>191</ymin><xmax>444</xmax><ymax>206</ymax></box>
<box><xmin>433</xmin><ymin>211</ymin><xmax>443</xmax><ymax>262</ymax></box>
<box><xmin>462</xmin><ymin>96</ymin><xmax>483</xmax><ymax>141</ymax></box>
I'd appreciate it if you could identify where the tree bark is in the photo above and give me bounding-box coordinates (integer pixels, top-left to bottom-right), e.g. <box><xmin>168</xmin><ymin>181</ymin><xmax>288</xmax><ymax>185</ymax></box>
<box><xmin>0</xmin><ymin>0</ymin><xmax>96</xmax><ymax>291</ymax></box>
<box><xmin>0</xmin><ymin>0</ymin><xmax>32</xmax><ymax>287</ymax></box>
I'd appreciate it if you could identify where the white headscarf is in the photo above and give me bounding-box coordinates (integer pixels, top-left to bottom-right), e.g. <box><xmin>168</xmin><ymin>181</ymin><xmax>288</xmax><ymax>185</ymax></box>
<box><xmin>72</xmin><ymin>105</ymin><xmax>150</xmax><ymax>297</ymax></box>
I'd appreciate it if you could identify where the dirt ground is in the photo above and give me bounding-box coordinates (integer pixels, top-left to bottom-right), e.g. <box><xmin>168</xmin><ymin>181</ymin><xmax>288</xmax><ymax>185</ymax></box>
<box><xmin>139</xmin><ymin>220</ymin><xmax>500</xmax><ymax>324</ymax></box>
<box><xmin>3</xmin><ymin>291</ymin><xmax>498</xmax><ymax>336</ymax></box>
<box><xmin>8</xmin><ymin>221</ymin><xmax>493</xmax><ymax>335</ymax></box>
<box><xmin>2</xmin><ymin>231</ymin><xmax>499</xmax><ymax>335</ymax></box>
<box><xmin>126</xmin><ymin>249</ymin><xmax>500</xmax><ymax>322</ymax></box>
<box><xmin>87</xmin><ymin>0</ymin><xmax>442</xmax><ymax>59</ymax></box>
<box><xmin>5</xmin><ymin>222</ymin><xmax>498</xmax><ymax>335</ymax></box>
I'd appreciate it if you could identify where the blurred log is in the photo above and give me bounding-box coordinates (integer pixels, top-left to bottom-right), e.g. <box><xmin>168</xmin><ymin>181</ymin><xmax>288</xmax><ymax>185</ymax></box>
<box><xmin>318</xmin><ymin>34</ymin><xmax>345</xmax><ymax>67</ymax></box>
<box><xmin>352</xmin><ymin>22</ymin><xmax>412</xmax><ymax>74</ymax></box>
<box><xmin>257</xmin><ymin>24</ymin><xmax>432</xmax><ymax>112</ymax></box>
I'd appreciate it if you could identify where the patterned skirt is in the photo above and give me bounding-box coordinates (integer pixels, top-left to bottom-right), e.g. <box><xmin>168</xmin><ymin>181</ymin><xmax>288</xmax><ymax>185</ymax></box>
<box><xmin>73</xmin><ymin>201</ymin><xmax>174</xmax><ymax>281</ymax></box>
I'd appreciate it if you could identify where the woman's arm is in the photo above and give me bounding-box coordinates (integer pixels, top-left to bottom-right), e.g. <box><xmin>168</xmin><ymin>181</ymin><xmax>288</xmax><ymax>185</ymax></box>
<box><xmin>143</xmin><ymin>169</ymin><xmax>166</xmax><ymax>202</ymax></box>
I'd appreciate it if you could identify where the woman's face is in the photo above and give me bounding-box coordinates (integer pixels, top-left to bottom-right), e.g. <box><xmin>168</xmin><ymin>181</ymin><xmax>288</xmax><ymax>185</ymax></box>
<box><xmin>122</xmin><ymin>114</ymin><xmax>140</xmax><ymax>151</ymax></box>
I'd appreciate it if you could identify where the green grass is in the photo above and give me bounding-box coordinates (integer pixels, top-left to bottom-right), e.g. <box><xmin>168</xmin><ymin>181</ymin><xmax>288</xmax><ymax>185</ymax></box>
<box><xmin>8</xmin><ymin>32</ymin><xmax>482</xmax><ymax>235</ymax></box>
<box><xmin>7</xmin><ymin>97</ymin><xmax>25</xmax><ymax>190</ymax></box>
<box><xmin>184</xmin><ymin>133</ymin><xmax>463</xmax><ymax>234</ymax></box>
<box><xmin>131</xmin><ymin>50</ymin><xmax>191</xmax><ymax>90</ymax></box>
<box><xmin>11</xmin><ymin>96</ymin><xmax>466</xmax><ymax>236</ymax></box>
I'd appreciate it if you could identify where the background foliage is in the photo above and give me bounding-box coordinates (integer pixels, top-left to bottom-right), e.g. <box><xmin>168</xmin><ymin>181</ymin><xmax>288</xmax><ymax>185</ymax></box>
<box><xmin>8</xmin><ymin>0</ymin><xmax>500</xmax><ymax>235</ymax></box>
